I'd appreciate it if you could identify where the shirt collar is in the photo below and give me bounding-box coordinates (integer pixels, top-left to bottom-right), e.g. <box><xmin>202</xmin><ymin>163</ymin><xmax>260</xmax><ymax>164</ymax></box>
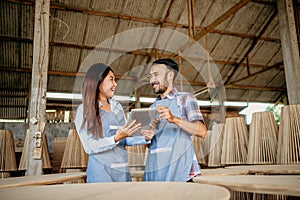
<box><xmin>157</xmin><ymin>87</ymin><xmax>178</xmax><ymax>100</ymax></box>
<box><xmin>98</xmin><ymin>98</ymin><xmax>113</xmax><ymax>108</ymax></box>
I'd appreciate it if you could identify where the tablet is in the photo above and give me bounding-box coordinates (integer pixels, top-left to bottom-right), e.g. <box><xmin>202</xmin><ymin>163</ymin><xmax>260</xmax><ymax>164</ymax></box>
<box><xmin>128</xmin><ymin>108</ymin><xmax>157</xmax><ymax>136</ymax></box>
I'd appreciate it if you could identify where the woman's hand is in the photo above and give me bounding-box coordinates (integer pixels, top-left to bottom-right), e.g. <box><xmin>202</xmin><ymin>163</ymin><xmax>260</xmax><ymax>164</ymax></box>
<box><xmin>141</xmin><ymin>117</ymin><xmax>159</xmax><ymax>140</ymax></box>
<box><xmin>114</xmin><ymin>120</ymin><xmax>141</xmax><ymax>142</ymax></box>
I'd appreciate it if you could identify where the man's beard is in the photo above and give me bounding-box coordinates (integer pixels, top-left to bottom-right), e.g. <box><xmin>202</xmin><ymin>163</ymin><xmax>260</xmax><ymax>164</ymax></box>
<box><xmin>153</xmin><ymin>79</ymin><xmax>168</xmax><ymax>94</ymax></box>
<box><xmin>153</xmin><ymin>84</ymin><xmax>167</xmax><ymax>94</ymax></box>
<box><xmin>152</xmin><ymin>74</ymin><xmax>169</xmax><ymax>94</ymax></box>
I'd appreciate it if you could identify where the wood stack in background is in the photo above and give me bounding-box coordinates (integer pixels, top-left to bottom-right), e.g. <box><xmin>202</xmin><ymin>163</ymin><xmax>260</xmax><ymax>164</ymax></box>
<box><xmin>192</xmin><ymin>133</ymin><xmax>206</xmax><ymax>166</ymax></box>
<box><xmin>276</xmin><ymin>104</ymin><xmax>300</xmax><ymax>164</ymax></box>
<box><xmin>60</xmin><ymin>129</ymin><xmax>88</xmax><ymax>183</ymax></box>
<box><xmin>221</xmin><ymin>117</ymin><xmax>248</xmax><ymax>166</ymax></box>
<box><xmin>52</xmin><ymin>137</ymin><xmax>67</xmax><ymax>173</ymax></box>
<box><xmin>19</xmin><ymin>129</ymin><xmax>52</xmax><ymax>173</ymax></box>
<box><xmin>126</xmin><ymin>145</ymin><xmax>147</xmax><ymax>181</ymax></box>
<box><xmin>208</xmin><ymin>124</ymin><xmax>224</xmax><ymax>167</ymax></box>
<box><xmin>247</xmin><ymin>111</ymin><xmax>278</xmax><ymax>164</ymax></box>
<box><xmin>202</xmin><ymin>130</ymin><xmax>212</xmax><ymax>165</ymax></box>
<box><xmin>61</xmin><ymin>129</ymin><xmax>88</xmax><ymax>170</ymax></box>
<box><xmin>0</xmin><ymin>130</ymin><xmax>17</xmax><ymax>178</ymax></box>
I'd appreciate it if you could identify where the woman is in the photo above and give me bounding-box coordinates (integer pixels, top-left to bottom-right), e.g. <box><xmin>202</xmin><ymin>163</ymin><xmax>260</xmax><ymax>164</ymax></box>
<box><xmin>75</xmin><ymin>63</ymin><xmax>154</xmax><ymax>182</ymax></box>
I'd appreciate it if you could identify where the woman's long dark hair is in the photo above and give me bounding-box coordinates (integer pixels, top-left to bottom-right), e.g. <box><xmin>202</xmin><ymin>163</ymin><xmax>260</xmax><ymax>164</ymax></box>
<box><xmin>81</xmin><ymin>63</ymin><xmax>113</xmax><ymax>138</ymax></box>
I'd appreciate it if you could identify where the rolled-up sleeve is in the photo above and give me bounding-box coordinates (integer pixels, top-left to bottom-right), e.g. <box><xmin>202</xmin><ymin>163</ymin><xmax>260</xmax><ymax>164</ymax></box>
<box><xmin>74</xmin><ymin>105</ymin><xmax>118</xmax><ymax>154</ymax></box>
<box><xmin>182</xmin><ymin>94</ymin><xmax>204</xmax><ymax>123</ymax></box>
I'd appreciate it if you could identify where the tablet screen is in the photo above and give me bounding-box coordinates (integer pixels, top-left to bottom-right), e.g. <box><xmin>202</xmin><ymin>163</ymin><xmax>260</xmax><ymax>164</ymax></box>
<box><xmin>128</xmin><ymin>108</ymin><xmax>157</xmax><ymax>136</ymax></box>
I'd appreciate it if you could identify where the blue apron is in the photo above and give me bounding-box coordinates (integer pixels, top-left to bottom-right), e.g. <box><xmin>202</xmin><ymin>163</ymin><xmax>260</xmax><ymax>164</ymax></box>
<box><xmin>86</xmin><ymin>110</ymin><xmax>131</xmax><ymax>182</ymax></box>
<box><xmin>144</xmin><ymin>94</ymin><xmax>194</xmax><ymax>182</ymax></box>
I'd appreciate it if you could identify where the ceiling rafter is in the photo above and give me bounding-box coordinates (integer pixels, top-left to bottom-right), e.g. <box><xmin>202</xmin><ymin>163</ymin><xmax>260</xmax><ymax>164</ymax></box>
<box><xmin>193</xmin><ymin>0</ymin><xmax>252</xmax><ymax>41</ymax></box>
<box><xmin>226</xmin><ymin>61</ymin><xmax>284</xmax><ymax>86</ymax></box>
<box><xmin>175</xmin><ymin>0</ymin><xmax>251</xmax><ymax>55</ymax></box>
<box><xmin>209</xmin><ymin>29</ymin><xmax>280</xmax><ymax>43</ymax></box>
<box><xmin>225</xmin><ymin>84</ymin><xmax>285</xmax><ymax>91</ymax></box>
<box><xmin>75</xmin><ymin>0</ymin><xmax>93</xmax><ymax>72</ymax></box>
<box><xmin>1</xmin><ymin>35</ymin><xmax>283</xmax><ymax>70</ymax></box>
<box><xmin>224</xmin><ymin>7</ymin><xmax>278</xmax><ymax>85</ymax></box>
<box><xmin>3</xmin><ymin>0</ymin><xmax>280</xmax><ymax>43</ymax></box>
<box><xmin>251</xmin><ymin>0</ymin><xmax>276</xmax><ymax>6</ymax></box>
<box><xmin>187</xmin><ymin>0</ymin><xmax>196</xmax><ymax>38</ymax></box>
<box><xmin>1</xmin><ymin>0</ymin><xmax>289</xmax><ymax>113</ymax></box>
<box><xmin>148</xmin><ymin>0</ymin><xmax>176</xmax><ymax>60</ymax></box>
<box><xmin>0</xmin><ymin>67</ymin><xmax>285</xmax><ymax>92</ymax></box>
<box><xmin>0</xmin><ymin>67</ymin><xmax>136</xmax><ymax>80</ymax></box>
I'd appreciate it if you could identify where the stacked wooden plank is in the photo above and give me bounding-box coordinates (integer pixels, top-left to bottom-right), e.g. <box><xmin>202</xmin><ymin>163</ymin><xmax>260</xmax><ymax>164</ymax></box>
<box><xmin>126</xmin><ymin>145</ymin><xmax>147</xmax><ymax>168</ymax></box>
<box><xmin>60</xmin><ymin>129</ymin><xmax>88</xmax><ymax>183</ymax></box>
<box><xmin>0</xmin><ymin>130</ymin><xmax>17</xmax><ymax>178</ymax></box>
<box><xmin>221</xmin><ymin>117</ymin><xmax>248</xmax><ymax>165</ymax></box>
<box><xmin>19</xmin><ymin>129</ymin><xmax>51</xmax><ymax>172</ymax></box>
<box><xmin>192</xmin><ymin>133</ymin><xmax>207</xmax><ymax>165</ymax></box>
<box><xmin>208</xmin><ymin>124</ymin><xmax>224</xmax><ymax>167</ymax></box>
<box><xmin>202</xmin><ymin>130</ymin><xmax>212</xmax><ymax>164</ymax></box>
<box><xmin>277</xmin><ymin>104</ymin><xmax>300</xmax><ymax>164</ymax></box>
<box><xmin>126</xmin><ymin>145</ymin><xmax>147</xmax><ymax>181</ymax></box>
<box><xmin>52</xmin><ymin>137</ymin><xmax>67</xmax><ymax>173</ymax></box>
<box><xmin>60</xmin><ymin>129</ymin><xmax>88</xmax><ymax>170</ymax></box>
<box><xmin>247</xmin><ymin>111</ymin><xmax>278</xmax><ymax>164</ymax></box>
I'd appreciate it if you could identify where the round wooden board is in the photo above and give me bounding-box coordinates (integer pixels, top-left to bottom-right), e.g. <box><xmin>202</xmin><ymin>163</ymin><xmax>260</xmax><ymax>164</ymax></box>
<box><xmin>0</xmin><ymin>182</ymin><xmax>230</xmax><ymax>200</ymax></box>
<box><xmin>193</xmin><ymin>175</ymin><xmax>300</xmax><ymax>197</ymax></box>
<box><xmin>0</xmin><ymin>172</ymin><xmax>86</xmax><ymax>189</ymax></box>
<box><xmin>225</xmin><ymin>164</ymin><xmax>300</xmax><ymax>174</ymax></box>
<box><xmin>200</xmin><ymin>168</ymin><xmax>248</xmax><ymax>176</ymax></box>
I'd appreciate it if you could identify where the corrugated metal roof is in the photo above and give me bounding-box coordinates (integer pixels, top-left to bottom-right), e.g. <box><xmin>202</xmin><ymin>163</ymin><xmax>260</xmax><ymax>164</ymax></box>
<box><xmin>1</xmin><ymin>0</ymin><xmax>299</xmax><ymax>119</ymax></box>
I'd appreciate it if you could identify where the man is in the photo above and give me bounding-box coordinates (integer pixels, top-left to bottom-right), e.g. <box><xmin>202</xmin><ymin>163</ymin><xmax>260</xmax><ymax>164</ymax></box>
<box><xmin>143</xmin><ymin>58</ymin><xmax>207</xmax><ymax>182</ymax></box>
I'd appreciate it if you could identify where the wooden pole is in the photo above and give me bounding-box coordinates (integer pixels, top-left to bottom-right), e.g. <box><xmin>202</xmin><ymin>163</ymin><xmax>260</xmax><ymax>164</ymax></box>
<box><xmin>178</xmin><ymin>51</ymin><xmax>183</xmax><ymax>91</ymax></box>
<box><xmin>277</xmin><ymin>0</ymin><xmax>300</xmax><ymax>105</ymax></box>
<box><xmin>135</xmin><ymin>88</ymin><xmax>141</xmax><ymax>109</ymax></box>
<box><xmin>26</xmin><ymin>0</ymin><xmax>50</xmax><ymax>176</ymax></box>
<box><xmin>187</xmin><ymin>0</ymin><xmax>195</xmax><ymax>38</ymax></box>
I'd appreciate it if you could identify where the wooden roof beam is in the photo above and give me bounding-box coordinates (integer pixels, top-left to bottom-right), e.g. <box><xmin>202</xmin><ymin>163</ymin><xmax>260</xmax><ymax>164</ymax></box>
<box><xmin>209</xmin><ymin>29</ymin><xmax>280</xmax><ymax>43</ymax></box>
<box><xmin>224</xmin><ymin>8</ymin><xmax>278</xmax><ymax>85</ymax></box>
<box><xmin>3</xmin><ymin>0</ymin><xmax>280</xmax><ymax>43</ymax></box>
<box><xmin>175</xmin><ymin>0</ymin><xmax>251</xmax><ymax>56</ymax></box>
<box><xmin>148</xmin><ymin>0</ymin><xmax>176</xmax><ymax>61</ymax></box>
<box><xmin>226</xmin><ymin>61</ymin><xmax>284</xmax><ymax>86</ymax></box>
<box><xmin>225</xmin><ymin>84</ymin><xmax>286</xmax><ymax>91</ymax></box>
<box><xmin>0</xmin><ymin>66</ymin><xmax>285</xmax><ymax>92</ymax></box>
<box><xmin>193</xmin><ymin>0</ymin><xmax>251</xmax><ymax>41</ymax></box>
<box><xmin>277</xmin><ymin>0</ymin><xmax>300</xmax><ymax>104</ymax></box>
<box><xmin>187</xmin><ymin>0</ymin><xmax>196</xmax><ymax>38</ymax></box>
<box><xmin>251</xmin><ymin>0</ymin><xmax>276</xmax><ymax>6</ymax></box>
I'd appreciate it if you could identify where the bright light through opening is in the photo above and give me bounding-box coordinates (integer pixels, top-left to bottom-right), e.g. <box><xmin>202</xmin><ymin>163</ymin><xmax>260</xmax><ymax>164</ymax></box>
<box><xmin>46</xmin><ymin>92</ymin><xmax>277</xmax><ymax>124</ymax></box>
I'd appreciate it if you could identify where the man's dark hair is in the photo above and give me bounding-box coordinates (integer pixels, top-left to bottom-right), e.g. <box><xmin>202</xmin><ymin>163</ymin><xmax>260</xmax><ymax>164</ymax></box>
<box><xmin>153</xmin><ymin>58</ymin><xmax>178</xmax><ymax>79</ymax></box>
